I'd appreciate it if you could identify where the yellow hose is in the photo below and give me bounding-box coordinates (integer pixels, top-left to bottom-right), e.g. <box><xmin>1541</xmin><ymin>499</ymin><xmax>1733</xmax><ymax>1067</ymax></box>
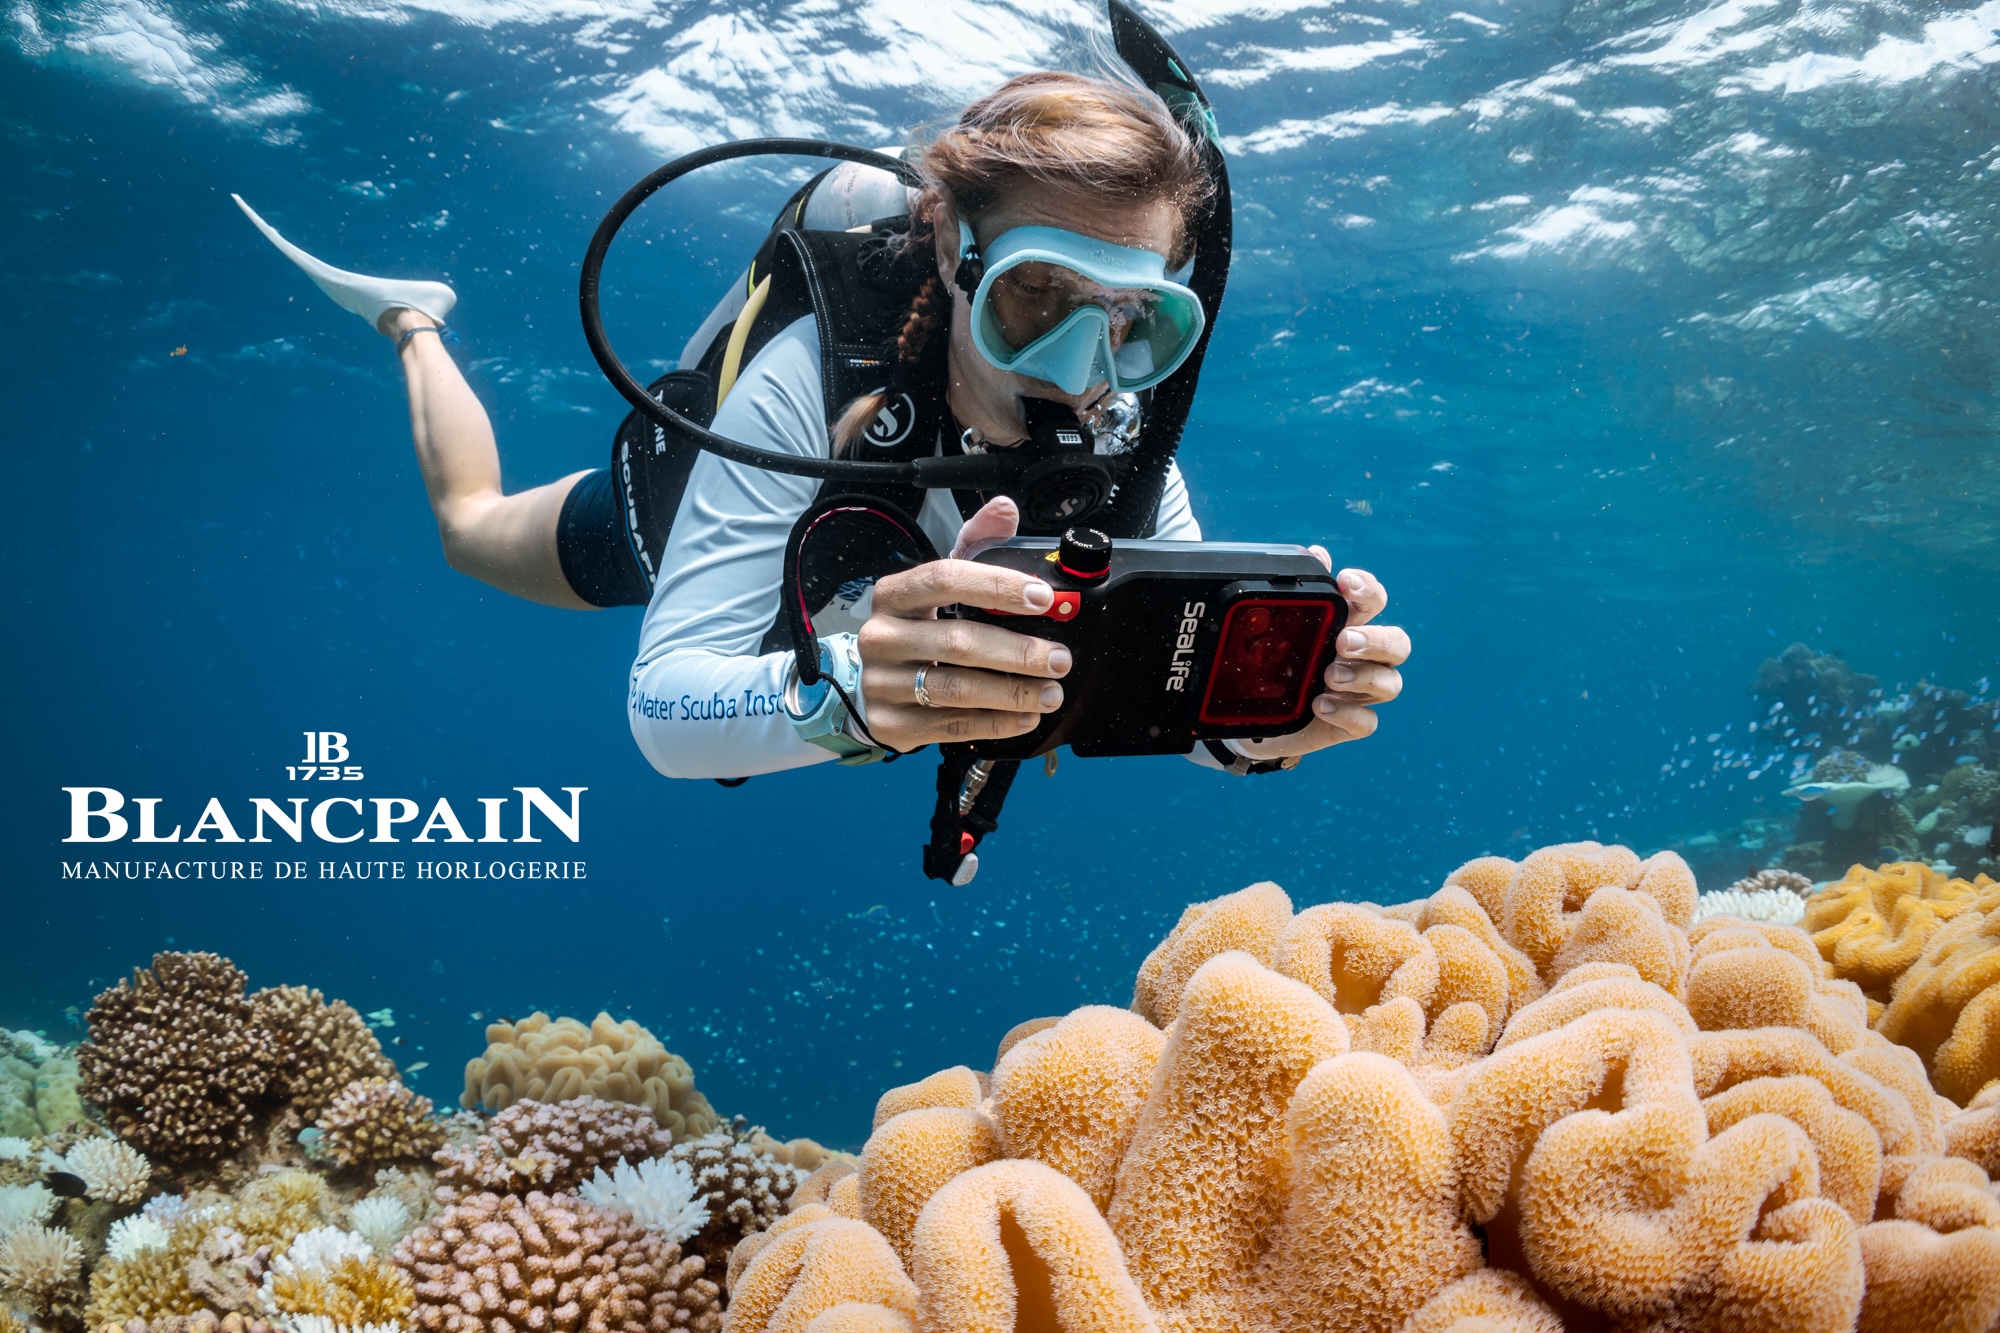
<box><xmin>716</xmin><ymin>273</ymin><xmax>774</xmax><ymax>408</ymax></box>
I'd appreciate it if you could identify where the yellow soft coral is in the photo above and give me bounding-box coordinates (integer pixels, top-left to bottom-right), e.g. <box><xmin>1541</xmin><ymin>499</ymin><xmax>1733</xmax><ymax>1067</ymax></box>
<box><xmin>1403</xmin><ymin>1270</ymin><xmax>1563</xmax><ymax>1332</ymax></box>
<box><xmin>859</xmin><ymin>1109</ymin><xmax>1001</xmax><ymax>1265</ymax></box>
<box><xmin>909</xmin><ymin>1161</ymin><xmax>1155</xmax><ymax>1333</ymax></box>
<box><xmin>873</xmin><ymin>1067</ymin><xmax>983</xmax><ymax>1131</ymax></box>
<box><xmin>1417</xmin><ymin>885</ymin><xmax>1544</xmax><ymax>1019</ymax></box>
<box><xmin>1499</xmin><ymin>842</ymin><xmax>1643</xmax><ymax>972</ymax></box>
<box><xmin>1495</xmin><ymin>966</ymin><xmax>1694</xmax><ymax>1049</ymax></box>
<box><xmin>989</xmin><ymin>1006</ymin><xmax>1163</xmax><ymax>1210</ymax></box>
<box><xmin>1702</xmin><ymin>1075</ymin><xmax>1882</xmax><ymax>1224</ymax></box>
<box><xmin>1878</xmin><ymin>907</ymin><xmax>2000</xmax><ymax>1104</ymax></box>
<box><xmin>727</xmin><ymin>1215</ymin><xmax>918</xmax><ymax>1333</ymax></box>
<box><xmin>1252</xmin><ymin>1053</ymin><xmax>1479</xmax><ymax>1332</ymax></box>
<box><xmin>1130</xmin><ymin>883</ymin><xmax>1292</xmax><ymax>1027</ymax></box>
<box><xmin>1805</xmin><ymin>863</ymin><xmax>1992</xmax><ymax>996</ymax></box>
<box><xmin>1107</xmin><ymin>953</ymin><xmax>1346</xmax><ymax>1333</ymax></box>
<box><xmin>1855</xmin><ymin>1217</ymin><xmax>2000</xmax><ymax>1333</ymax></box>
<box><xmin>1273</xmin><ymin>903</ymin><xmax>1439</xmax><ymax>1018</ymax></box>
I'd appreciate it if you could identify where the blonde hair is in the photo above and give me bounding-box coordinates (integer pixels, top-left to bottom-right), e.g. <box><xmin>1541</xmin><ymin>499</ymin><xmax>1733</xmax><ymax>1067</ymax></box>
<box><xmin>832</xmin><ymin>72</ymin><xmax>1214</xmax><ymax>452</ymax></box>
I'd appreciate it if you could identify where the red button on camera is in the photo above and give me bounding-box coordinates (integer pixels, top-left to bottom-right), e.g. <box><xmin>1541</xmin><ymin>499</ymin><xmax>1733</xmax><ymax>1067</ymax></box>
<box><xmin>1047</xmin><ymin>591</ymin><xmax>1081</xmax><ymax>621</ymax></box>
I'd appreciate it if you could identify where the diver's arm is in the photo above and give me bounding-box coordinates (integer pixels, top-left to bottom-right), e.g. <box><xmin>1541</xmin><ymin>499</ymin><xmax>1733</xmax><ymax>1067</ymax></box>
<box><xmin>627</xmin><ymin>318</ymin><xmax>840</xmax><ymax>780</ymax></box>
<box><xmin>383</xmin><ymin>309</ymin><xmax>591</xmax><ymax>609</ymax></box>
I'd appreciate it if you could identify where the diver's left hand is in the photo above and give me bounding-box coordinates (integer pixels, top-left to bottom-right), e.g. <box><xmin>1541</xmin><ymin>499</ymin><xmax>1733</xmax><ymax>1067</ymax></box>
<box><xmin>1229</xmin><ymin>556</ymin><xmax>1407</xmax><ymax>762</ymax></box>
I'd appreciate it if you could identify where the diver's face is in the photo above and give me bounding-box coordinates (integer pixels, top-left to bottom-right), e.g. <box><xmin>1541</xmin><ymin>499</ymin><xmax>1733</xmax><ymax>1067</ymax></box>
<box><xmin>934</xmin><ymin>181</ymin><xmax>1179</xmax><ymax>443</ymax></box>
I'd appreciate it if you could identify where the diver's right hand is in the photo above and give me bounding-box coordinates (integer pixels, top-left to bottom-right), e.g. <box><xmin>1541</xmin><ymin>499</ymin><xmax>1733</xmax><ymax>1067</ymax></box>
<box><xmin>858</xmin><ymin>507</ymin><xmax>1070</xmax><ymax>751</ymax></box>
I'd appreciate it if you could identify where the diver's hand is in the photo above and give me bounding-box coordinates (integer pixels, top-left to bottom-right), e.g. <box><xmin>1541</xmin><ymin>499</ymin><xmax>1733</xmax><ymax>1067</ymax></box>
<box><xmin>1231</xmin><ymin>560</ymin><xmax>1408</xmax><ymax>762</ymax></box>
<box><xmin>858</xmin><ymin>497</ymin><xmax>1070</xmax><ymax>751</ymax></box>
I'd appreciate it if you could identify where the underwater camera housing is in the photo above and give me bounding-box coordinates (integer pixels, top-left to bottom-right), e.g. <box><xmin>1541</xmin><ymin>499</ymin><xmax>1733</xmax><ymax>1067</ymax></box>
<box><xmin>954</xmin><ymin>529</ymin><xmax>1348</xmax><ymax>759</ymax></box>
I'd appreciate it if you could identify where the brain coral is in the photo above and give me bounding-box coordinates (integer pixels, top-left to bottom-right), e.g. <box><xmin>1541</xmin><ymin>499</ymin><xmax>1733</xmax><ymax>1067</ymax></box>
<box><xmin>725</xmin><ymin>843</ymin><xmax>2000</xmax><ymax>1333</ymax></box>
<box><xmin>462</xmin><ymin>1012</ymin><xmax>719</xmax><ymax>1139</ymax></box>
<box><xmin>393</xmin><ymin>1190</ymin><xmax>720</xmax><ymax>1333</ymax></box>
<box><xmin>433</xmin><ymin>1096</ymin><xmax>671</xmax><ymax>1198</ymax></box>
<box><xmin>314</xmin><ymin>1078</ymin><xmax>444</xmax><ymax>1167</ymax></box>
<box><xmin>76</xmin><ymin>952</ymin><xmax>279</xmax><ymax>1166</ymax></box>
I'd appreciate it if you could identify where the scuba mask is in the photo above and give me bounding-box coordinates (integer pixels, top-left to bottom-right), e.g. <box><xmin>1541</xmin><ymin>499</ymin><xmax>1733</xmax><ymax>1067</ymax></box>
<box><xmin>956</xmin><ymin>222</ymin><xmax>1206</xmax><ymax>396</ymax></box>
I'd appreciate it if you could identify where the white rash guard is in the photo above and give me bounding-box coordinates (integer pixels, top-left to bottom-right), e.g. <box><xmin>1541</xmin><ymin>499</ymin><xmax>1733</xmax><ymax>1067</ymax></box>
<box><xmin>628</xmin><ymin>314</ymin><xmax>1207</xmax><ymax>781</ymax></box>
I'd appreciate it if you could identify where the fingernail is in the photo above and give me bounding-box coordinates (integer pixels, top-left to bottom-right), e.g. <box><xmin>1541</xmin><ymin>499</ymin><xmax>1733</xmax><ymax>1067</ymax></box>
<box><xmin>1047</xmin><ymin>646</ymin><xmax>1072</xmax><ymax>676</ymax></box>
<box><xmin>1329</xmin><ymin>663</ymin><xmax>1356</xmax><ymax>684</ymax></box>
<box><xmin>1039</xmin><ymin>684</ymin><xmax>1063</xmax><ymax>709</ymax></box>
<box><xmin>1016</xmin><ymin>713</ymin><xmax>1038</xmax><ymax>730</ymax></box>
<box><xmin>1024</xmin><ymin>581</ymin><xmax>1053</xmax><ymax>610</ymax></box>
<box><xmin>1315</xmin><ymin>695</ymin><xmax>1338</xmax><ymax>717</ymax></box>
<box><xmin>1341</xmin><ymin>629</ymin><xmax>1367</xmax><ymax>654</ymax></box>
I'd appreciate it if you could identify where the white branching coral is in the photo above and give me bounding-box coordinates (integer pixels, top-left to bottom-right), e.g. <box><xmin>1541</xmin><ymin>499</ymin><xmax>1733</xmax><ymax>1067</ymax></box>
<box><xmin>140</xmin><ymin>1193</ymin><xmax>194</xmax><ymax>1228</ymax></box>
<box><xmin>0</xmin><ymin>1139</ymin><xmax>30</xmax><ymax>1161</ymax></box>
<box><xmin>1692</xmin><ymin>887</ymin><xmax>1807</xmax><ymax>924</ymax></box>
<box><xmin>287</xmin><ymin>1316</ymin><xmax>405</xmax><ymax>1333</ymax></box>
<box><xmin>0</xmin><ymin>1223</ymin><xmax>83</xmax><ymax>1300</ymax></box>
<box><xmin>578</xmin><ymin>1156</ymin><xmax>709</xmax><ymax>1245</ymax></box>
<box><xmin>64</xmin><ymin>1136</ymin><xmax>152</xmax><ymax>1204</ymax></box>
<box><xmin>0</xmin><ymin>1185</ymin><xmax>54</xmax><ymax>1238</ymax></box>
<box><xmin>345</xmin><ymin>1197</ymin><xmax>410</xmax><ymax>1257</ymax></box>
<box><xmin>104</xmin><ymin>1215</ymin><xmax>172</xmax><ymax>1262</ymax></box>
<box><xmin>265</xmin><ymin>1227</ymin><xmax>372</xmax><ymax>1288</ymax></box>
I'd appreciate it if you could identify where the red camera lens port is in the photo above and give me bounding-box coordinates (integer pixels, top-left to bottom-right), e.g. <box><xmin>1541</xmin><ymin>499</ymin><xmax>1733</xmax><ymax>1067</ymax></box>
<box><xmin>1198</xmin><ymin>598</ymin><xmax>1336</xmax><ymax>727</ymax></box>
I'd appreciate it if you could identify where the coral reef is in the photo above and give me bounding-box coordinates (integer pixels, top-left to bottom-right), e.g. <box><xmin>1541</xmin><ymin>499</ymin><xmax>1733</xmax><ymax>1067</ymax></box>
<box><xmin>343</xmin><ymin>1196</ymin><xmax>411</xmax><ymax>1258</ymax></box>
<box><xmin>1693</xmin><ymin>886</ymin><xmax>1805</xmax><ymax>925</ymax></box>
<box><xmin>1730</xmin><ymin>868</ymin><xmax>1816</xmax><ymax>898</ymax></box>
<box><xmin>461</xmin><ymin>1012</ymin><xmax>718</xmax><ymax>1140</ymax></box>
<box><xmin>669</xmin><ymin>1132</ymin><xmax>800</xmax><ymax>1270</ymax></box>
<box><xmin>392</xmin><ymin>1189</ymin><xmax>721</xmax><ymax>1333</ymax></box>
<box><xmin>579</xmin><ymin>1158</ymin><xmax>709</xmax><ymax>1245</ymax></box>
<box><xmin>258</xmin><ymin>1225</ymin><xmax>412</xmax><ymax>1328</ymax></box>
<box><xmin>433</xmin><ymin>1096</ymin><xmax>671</xmax><ymax>1198</ymax></box>
<box><xmin>727</xmin><ymin>843</ymin><xmax>2000</xmax><ymax>1333</ymax></box>
<box><xmin>251</xmin><ymin>988</ymin><xmax>395</xmax><ymax>1122</ymax></box>
<box><xmin>76</xmin><ymin>954</ymin><xmax>280</xmax><ymax>1168</ymax></box>
<box><xmin>314</xmin><ymin>1079</ymin><xmax>444</xmax><ymax>1168</ymax></box>
<box><xmin>63</xmin><ymin>1138</ymin><xmax>153</xmax><ymax>1205</ymax></box>
<box><xmin>0</xmin><ymin>1224</ymin><xmax>84</xmax><ymax>1312</ymax></box>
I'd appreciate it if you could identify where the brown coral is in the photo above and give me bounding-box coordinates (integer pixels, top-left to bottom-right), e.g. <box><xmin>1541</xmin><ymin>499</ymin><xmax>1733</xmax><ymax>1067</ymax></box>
<box><xmin>668</xmin><ymin>1132</ymin><xmax>801</xmax><ymax>1269</ymax></box>
<box><xmin>251</xmin><ymin>985</ymin><xmax>396</xmax><ymax>1121</ymax></box>
<box><xmin>433</xmin><ymin>1096</ymin><xmax>671</xmax><ymax>1198</ymax></box>
<box><xmin>1728</xmin><ymin>868</ymin><xmax>1816</xmax><ymax>899</ymax></box>
<box><xmin>315</xmin><ymin>1078</ymin><xmax>444</xmax><ymax>1167</ymax></box>
<box><xmin>76</xmin><ymin>952</ymin><xmax>279</xmax><ymax>1166</ymax></box>
<box><xmin>460</xmin><ymin>1012</ymin><xmax>718</xmax><ymax>1139</ymax></box>
<box><xmin>393</xmin><ymin>1189</ymin><xmax>720</xmax><ymax>1333</ymax></box>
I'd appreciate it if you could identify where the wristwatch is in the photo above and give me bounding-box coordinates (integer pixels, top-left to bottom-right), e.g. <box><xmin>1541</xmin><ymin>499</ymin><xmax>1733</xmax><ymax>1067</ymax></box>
<box><xmin>784</xmin><ymin>633</ymin><xmax>884</xmax><ymax>765</ymax></box>
<box><xmin>1203</xmin><ymin>738</ymin><xmax>1300</xmax><ymax>776</ymax></box>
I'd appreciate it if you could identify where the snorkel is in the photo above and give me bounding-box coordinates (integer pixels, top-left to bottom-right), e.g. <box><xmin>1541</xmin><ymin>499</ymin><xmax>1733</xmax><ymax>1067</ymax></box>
<box><xmin>575</xmin><ymin>0</ymin><xmax>1232</xmax><ymax>533</ymax></box>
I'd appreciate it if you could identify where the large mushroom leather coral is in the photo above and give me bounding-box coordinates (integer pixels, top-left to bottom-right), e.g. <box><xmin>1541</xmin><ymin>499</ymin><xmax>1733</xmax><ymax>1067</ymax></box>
<box><xmin>724</xmin><ymin>846</ymin><xmax>2000</xmax><ymax>1333</ymax></box>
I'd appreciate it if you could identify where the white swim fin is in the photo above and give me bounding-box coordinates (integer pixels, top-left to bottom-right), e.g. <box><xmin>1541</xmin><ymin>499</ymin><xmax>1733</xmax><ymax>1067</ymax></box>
<box><xmin>233</xmin><ymin>193</ymin><xmax>456</xmax><ymax>327</ymax></box>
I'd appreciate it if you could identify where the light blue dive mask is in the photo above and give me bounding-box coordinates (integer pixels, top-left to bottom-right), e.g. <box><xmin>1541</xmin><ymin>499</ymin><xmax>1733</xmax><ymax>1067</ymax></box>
<box><xmin>958</xmin><ymin>221</ymin><xmax>1205</xmax><ymax>396</ymax></box>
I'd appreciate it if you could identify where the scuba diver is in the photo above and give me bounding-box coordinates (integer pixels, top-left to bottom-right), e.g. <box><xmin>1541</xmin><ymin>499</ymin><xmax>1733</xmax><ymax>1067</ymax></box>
<box><xmin>238</xmin><ymin>6</ymin><xmax>1410</xmax><ymax>883</ymax></box>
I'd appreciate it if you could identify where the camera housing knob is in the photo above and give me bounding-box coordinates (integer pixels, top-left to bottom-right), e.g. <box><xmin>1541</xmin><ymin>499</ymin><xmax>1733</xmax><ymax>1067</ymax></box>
<box><xmin>1058</xmin><ymin>527</ymin><xmax>1113</xmax><ymax>580</ymax></box>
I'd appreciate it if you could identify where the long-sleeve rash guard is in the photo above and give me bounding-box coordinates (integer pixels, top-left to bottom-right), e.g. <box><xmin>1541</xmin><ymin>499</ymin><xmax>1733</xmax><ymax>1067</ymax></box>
<box><xmin>628</xmin><ymin>314</ymin><xmax>1203</xmax><ymax>781</ymax></box>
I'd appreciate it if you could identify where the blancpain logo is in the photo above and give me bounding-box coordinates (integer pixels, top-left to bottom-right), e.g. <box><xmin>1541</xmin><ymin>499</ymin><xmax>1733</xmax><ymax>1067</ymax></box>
<box><xmin>1164</xmin><ymin>601</ymin><xmax>1205</xmax><ymax>692</ymax></box>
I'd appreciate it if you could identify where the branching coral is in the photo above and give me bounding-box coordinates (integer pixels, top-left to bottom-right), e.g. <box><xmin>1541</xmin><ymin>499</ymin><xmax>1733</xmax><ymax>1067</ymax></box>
<box><xmin>433</xmin><ymin>1096</ymin><xmax>671</xmax><ymax>1198</ymax></box>
<box><xmin>1729</xmin><ymin>868</ymin><xmax>1816</xmax><ymax>899</ymax></box>
<box><xmin>580</xmin><ymin>1157</ymin><xmax>709</xmax><ymax>1246</ymax></box>
<box><xmin>314</xmin><ymin>1078</ymin><xmax>443</xmax><ymax>1168</ymax></box>
<box><xmin>259</xmin><ymin>1226</ymin><xmax>413</xmax><ymax>1328</ymax></box>
<box><xmin>64</xmin><ymin>1136</ymin><xmax>153</xmax><ymax>1204</ymax></box>
<box><xmin>460</xmin><ymin>1012</ymin><xmax>718</xmax><ymax>1140</ymax></box>
<box><xmin>667</xmin><ymin>1133</ymin><xmax>800</xmax><ymax>1270</ymax></box>
<box><xmin>77</xmin><ymin>952</ymin><xmax>279</xmax><ymax>1166</ymax></box>
<box><xmin>250</xmin><ymin>987</ymin><xmax>396</xmax><ymax>1122</ymax></box>
<box><xmin>393</xmin><ymin>1189</ymin><xmax>720</xmax><ymax>1333</ymax></box>
<box><xmin>0</xmin><ymin>1223</ymin><xmax>84</xmax><ymax>1308</ymax></box>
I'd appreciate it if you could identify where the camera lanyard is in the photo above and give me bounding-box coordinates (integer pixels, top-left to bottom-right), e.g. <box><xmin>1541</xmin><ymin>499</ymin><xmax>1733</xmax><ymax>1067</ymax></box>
<box><xmin>925</xmin><ymin>748</ymin><xmax>1022</xmax><ymax>884</ymax></box>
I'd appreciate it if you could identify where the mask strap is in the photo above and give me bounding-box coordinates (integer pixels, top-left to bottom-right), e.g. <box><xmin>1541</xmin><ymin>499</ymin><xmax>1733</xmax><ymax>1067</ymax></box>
<box><xmin>953</xmin><ymin>219</ymin><xmax>985</xmax><ymax>300</ymax></box>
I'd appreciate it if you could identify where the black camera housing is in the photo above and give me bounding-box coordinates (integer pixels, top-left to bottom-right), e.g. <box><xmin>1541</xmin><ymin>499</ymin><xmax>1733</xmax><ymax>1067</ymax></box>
<box><xmin>953</xmin><ymin>532</ymin><xmax>1348</xmax><ymax>759</ymax></box>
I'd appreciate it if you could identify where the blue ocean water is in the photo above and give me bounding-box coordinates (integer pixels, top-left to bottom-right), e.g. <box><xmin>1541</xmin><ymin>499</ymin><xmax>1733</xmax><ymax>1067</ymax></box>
<box><xmin>2</xmin><ymin>0</ymin><xmax>1995</xmax><ymax>1148</ymax></box>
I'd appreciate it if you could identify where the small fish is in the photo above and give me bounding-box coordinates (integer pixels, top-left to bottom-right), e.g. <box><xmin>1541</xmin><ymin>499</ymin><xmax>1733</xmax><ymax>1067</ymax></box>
<box><xmin>469</xmin><ymin>1011</ymin><xmax>484</xmax><ymax>1021</ymax></box>
<box><xmin>404</xmin><ymin>1061</ymin><xmax>430</xmax><ymax>1074</ymax></box>
<box><xmin>44</xmin><ymin>1171</ymin><xmax>89</xmax><ymax>1199</ymax></box>
<box><xmin>1345</xmin><ymin>498</ymin><xmax>1374</xmax><ymax>516</ymax></box>
<box><xmin>169</xmin><ymin>346</ymin><xmax>187</xmax><ymax>357</ymax></box>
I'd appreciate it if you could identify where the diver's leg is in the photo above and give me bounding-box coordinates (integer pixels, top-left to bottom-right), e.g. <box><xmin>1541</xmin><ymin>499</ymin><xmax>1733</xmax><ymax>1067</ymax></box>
<box><xmin>383</xmin><ymin>307</ymin><xmax>594</xmax><ymax>610</ymax></box>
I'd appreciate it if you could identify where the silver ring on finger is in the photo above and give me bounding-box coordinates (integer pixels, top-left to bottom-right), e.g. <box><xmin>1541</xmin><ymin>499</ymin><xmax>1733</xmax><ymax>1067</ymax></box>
<box><xmin>913</xmin><ymin>662</ymin><xmax>940</xmax><ymax>708</ymax></box>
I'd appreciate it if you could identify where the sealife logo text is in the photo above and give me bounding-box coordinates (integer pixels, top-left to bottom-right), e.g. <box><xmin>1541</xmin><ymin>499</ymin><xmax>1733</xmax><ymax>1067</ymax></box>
<box><xmin>61</xmin><ymin>730</ymin><xmax>585</xmax><ymax>845</ymax></box>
